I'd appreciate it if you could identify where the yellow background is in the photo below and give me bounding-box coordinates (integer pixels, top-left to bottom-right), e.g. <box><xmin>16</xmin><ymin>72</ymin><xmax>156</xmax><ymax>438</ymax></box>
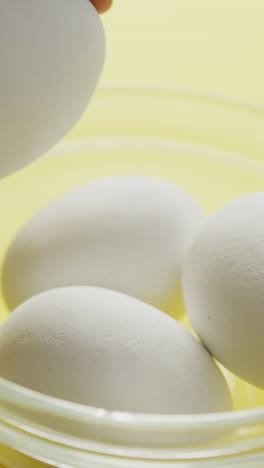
<box><xmin>99</xmin><ymin>0</ymin><xmax>264</xmax><ymax>105</ymax></box>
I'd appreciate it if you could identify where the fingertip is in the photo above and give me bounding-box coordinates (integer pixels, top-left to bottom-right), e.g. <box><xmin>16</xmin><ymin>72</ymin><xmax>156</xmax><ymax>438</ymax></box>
<box><xmin>90</xmin><ymin>0</ymin><xmax>113</xmax><ymax>14</ymax></box>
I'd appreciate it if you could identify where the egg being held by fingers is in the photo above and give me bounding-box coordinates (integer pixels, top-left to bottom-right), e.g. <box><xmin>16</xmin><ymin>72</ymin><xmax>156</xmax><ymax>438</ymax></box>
<box><xmin>0</xmin><ymin>286</ymin><xmax>232</xmax><ymax>414</ymax></box>
<box><xmin>0</xmin><ymin>0</ymin><xmax>105</xmax><ymax>177</ymax></box>
<box><xmin>3</xmin><ymin>176</ymin><xmax>204</xmax><ymax>315</ymax></box>
<box><xmin>183</xmin><ymin>192</ymin><xmax>264</xmax><ymax>390</ymax></box>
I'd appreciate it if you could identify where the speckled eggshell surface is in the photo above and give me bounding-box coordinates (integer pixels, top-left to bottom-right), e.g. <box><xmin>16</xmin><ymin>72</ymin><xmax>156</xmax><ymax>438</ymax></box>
<box><xmin>0</xmin><ymin>287</ymin><xmax>232</xmax><ymax>414</ymax></box>
<box><xmin>3</xmin><ymin>176</ymin><xmax>204</xmax><ymax>315</ymax></box>
<box><xmin>0</xmin><ymin>0</ymin><xmax>105</xmax><ymax>177</ymax></box>
<box><xmin>183</xmin><ymin>192</ymin><xmax>264</xmax><ymax>389</ymax></box>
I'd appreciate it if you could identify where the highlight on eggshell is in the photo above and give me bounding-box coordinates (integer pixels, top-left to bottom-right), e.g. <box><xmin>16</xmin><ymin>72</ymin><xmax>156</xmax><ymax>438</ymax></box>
<box><xmin>182</xmin><ymin>192</ymin><xmax>264</xmax><ymax>390</ymax></box>
<box><xmin>0</xmin><ymin>286</ymin><xmax>233</xmax><ymax>414</ymax></box>
<box><xmin>2</xmin><ymin>176</ymin><xmax>204</xmax><ymax>316</ymax></box>
<box><xmin>0</xmin><ymin>0</ymin><xmax>105</xmax><ymax>177</ymax></box>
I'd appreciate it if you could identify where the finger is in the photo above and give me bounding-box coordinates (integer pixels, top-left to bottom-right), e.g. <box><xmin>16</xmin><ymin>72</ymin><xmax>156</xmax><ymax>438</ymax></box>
<box><xmin>90</xmin><ymin>0</ymin><xmax>113</xmax><ymax>14</ymax></box>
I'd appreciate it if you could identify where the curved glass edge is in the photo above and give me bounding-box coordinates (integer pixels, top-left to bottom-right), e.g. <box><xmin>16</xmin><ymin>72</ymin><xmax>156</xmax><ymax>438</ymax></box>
<box><xmin>0</xmin><ymin>86</ymin><xmax>263</xmax><ymax>463</ymax></box>
<box><xmin>97</xmin><ymin>83</ymin><xmax>264</xmax><ymax>116</ymax></box>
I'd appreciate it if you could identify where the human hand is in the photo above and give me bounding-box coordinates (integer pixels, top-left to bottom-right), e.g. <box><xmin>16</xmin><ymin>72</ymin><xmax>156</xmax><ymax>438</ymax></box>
<box><xmin>90</xmin><ymin>0</ymin><xmax>113</xmax><ymax>14</ymax></box>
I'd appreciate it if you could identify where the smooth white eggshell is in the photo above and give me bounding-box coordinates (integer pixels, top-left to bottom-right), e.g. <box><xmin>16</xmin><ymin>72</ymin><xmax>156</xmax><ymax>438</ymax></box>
<box><xmin>0</xmin><ymin>287</ymin><xmax>232</xmax><ymax>414</ymax></box>
<box><xmin>3</xmin><ymin>176</ymin><xmax>204</xmax><ymax>313</ymax></box>
<box><xmin>183</xmin><ymin>192</ymin><xmax>264</xmax><ymax>389</ymax></box>
<box><xmin>0</xmin><ymin>0</ymin><xmax>105</xmax><ymax>177</ymax></box>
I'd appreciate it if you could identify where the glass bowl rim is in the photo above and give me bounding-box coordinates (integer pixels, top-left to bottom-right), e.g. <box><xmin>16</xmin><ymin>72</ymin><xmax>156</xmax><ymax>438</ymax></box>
<box><xmin>1</xmin><ymin>83</ymin><xmax>264</xmax><ymax>437</ymax></box>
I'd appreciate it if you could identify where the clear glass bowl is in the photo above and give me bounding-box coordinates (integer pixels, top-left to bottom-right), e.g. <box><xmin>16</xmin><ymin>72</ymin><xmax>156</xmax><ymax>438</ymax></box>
<box><xmin>0</xmin><ymin>85</ymin><xmax>264</xmax><ymax>467</ymax></box>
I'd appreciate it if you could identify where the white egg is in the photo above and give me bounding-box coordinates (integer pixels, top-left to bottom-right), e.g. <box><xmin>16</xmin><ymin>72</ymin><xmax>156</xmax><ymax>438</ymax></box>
<box><xmin>0</xmin><ymin>287</ymin><xmax>232</xmax><ymax>414</ymax></box>
<box><xmin>3</xmin><ymin>176</ymin><xmax>204</xmax><ymax>314</ymax></box>
<box><xmin>183</xmin><ymin>192</ymin><xmax>264</xmax><ymax>389</ymax></box>
<box><xmin>0</xmin><ymin>0</ymin><xmax>105</xmax><ymax>177</ymax></box>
